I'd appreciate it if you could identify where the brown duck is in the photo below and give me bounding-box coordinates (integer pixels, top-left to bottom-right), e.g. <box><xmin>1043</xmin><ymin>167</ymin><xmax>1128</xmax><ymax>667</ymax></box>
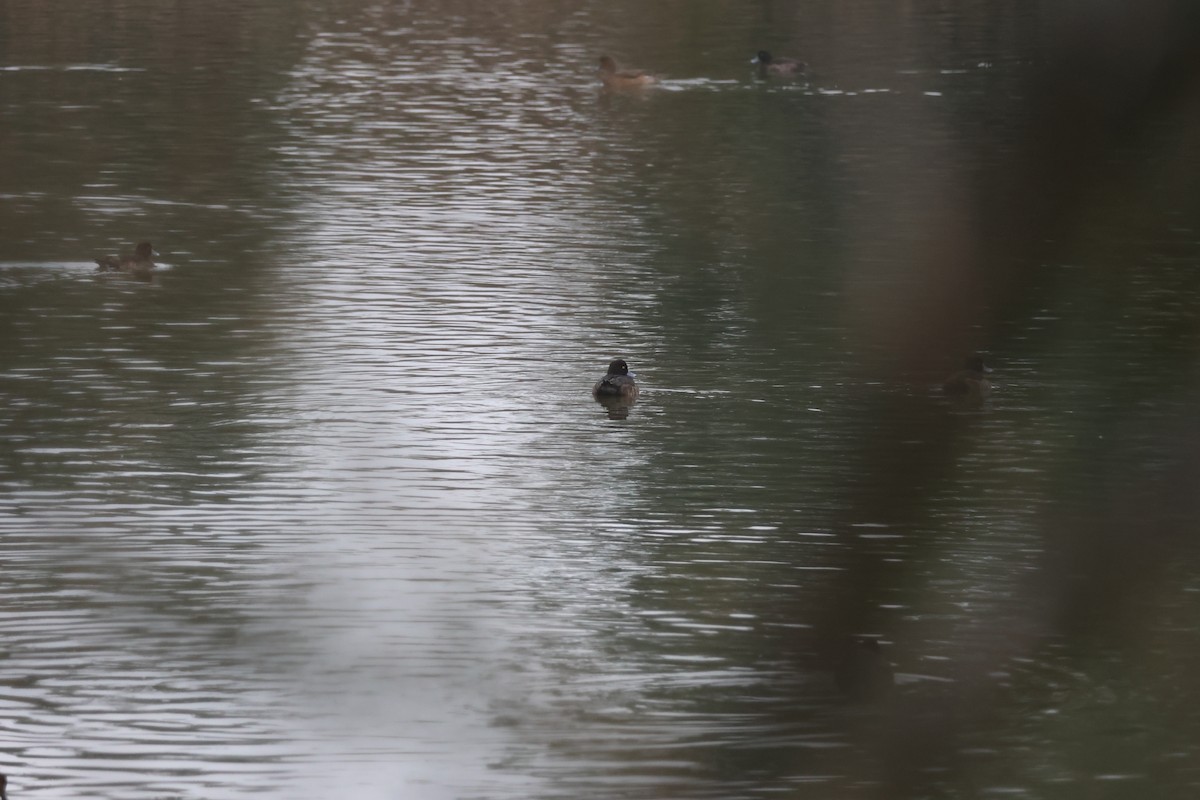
<box><xmin>95</xmin><ymin>241</ymin><xmax>156</xmax><ymax>278</ymax></box>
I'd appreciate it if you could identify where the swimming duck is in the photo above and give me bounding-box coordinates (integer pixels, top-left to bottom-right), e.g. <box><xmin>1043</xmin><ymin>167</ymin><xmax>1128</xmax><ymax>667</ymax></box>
<box><xmin>834</xmin><ymin>638</ymin><xmax>894</xmax><ymax>701</ymax></box>
<box><xmin>597</xmin><ymin>56</ymin><xmax>656</xmax><ymax>90</ymax></box>
<box><xmin>943</xmin><ymin>355</ymin><xmax>993</xmax><ymax>398</ymax></box>
<box><xmin>95</xmin><ymin>241</ymin><xmax>156</xmax><ymax>278</ymax></box>
<box><xmin>751</xmin><ymin>50</ymin><xmax>806</xmax><ymax>77</ymax></box>
<box><xmin>593</xmin><ymin>358</ymin><xmax>639</xmax><ymax>399</ymax></box>
<box><xmin>1</xmin><ymin>771</ymin><xmax>7</xmax><ymax>800</ymax></box>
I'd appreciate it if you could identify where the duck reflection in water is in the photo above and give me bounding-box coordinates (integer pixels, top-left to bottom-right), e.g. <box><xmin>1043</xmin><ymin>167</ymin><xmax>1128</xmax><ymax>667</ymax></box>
<box><xmin>835</xmin><ymin>638</ymin><xmax>894</xmax><ymax>701</ymax></box>
<box><xmin>593</xmin><ymin>358</ymin><xmax>639</xmax><ymax>418</ymax></box>
<box><xmin>1</xmin><ymin>771</ymin><xmax>7</xmax><ymax>800</ymax></box>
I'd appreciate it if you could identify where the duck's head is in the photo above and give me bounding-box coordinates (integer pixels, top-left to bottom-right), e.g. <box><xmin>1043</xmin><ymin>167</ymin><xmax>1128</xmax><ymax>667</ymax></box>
<box><xmin>134</xmin><ymin>242</ymin><xmax>156</xmax><ymax>260</ymax></box>
<box><xmin>606</xmin><ymin>358</ymin><xmax>634</xmax><ymax>377</ymax></box>
<box><xmin>751</xmin><ymin>50</ymin><xmax>773</xmax><ymax>65</ymax></box>
<box><xmin>965</xmin><ymin>355</ymin><xmax>993</xmax><ymax>374</ymax></box>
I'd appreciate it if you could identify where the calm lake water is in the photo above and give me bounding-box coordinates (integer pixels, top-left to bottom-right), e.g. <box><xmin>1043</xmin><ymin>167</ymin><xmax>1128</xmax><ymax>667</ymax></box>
<box><xmin>3</xmin><ymin>1</ymin><xmax>1200</xmax><ymax>798</ymax></box>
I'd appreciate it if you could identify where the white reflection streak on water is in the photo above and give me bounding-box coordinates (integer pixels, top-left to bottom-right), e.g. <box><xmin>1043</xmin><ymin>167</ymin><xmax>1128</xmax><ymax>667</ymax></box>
<box><xmin>267</xmin><ymin>29</ymin><xmax>666</xmax><ymax>800</ymax></box>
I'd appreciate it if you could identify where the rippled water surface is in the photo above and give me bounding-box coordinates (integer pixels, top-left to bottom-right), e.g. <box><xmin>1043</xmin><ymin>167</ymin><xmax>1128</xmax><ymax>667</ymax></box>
<box><xmin>3</xmin><ymin>1</ymin><xmax>1200</xmax><ymax>798</ymax></box>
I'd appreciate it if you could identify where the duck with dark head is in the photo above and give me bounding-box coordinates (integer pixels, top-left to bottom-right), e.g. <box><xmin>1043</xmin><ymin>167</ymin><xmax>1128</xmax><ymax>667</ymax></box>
<box><xmin>95</xmin><ymin>241</ymin><xmax>157</xmax><ymax>279</ymax></box>
<box><xmin>751</xmin><ymin>50</ymin><xmax>807</xmax><ymax>77</ymax></box>
<box><xmin>835</xmin><ymin>637</ymin><xmax>894</xmax><ymax>701</ymax></box>
<box><xmin>593</xmin><ymin>358</ymin><xmax>639</xmax><ymax>400</ymax></box>
<box><xmin>943</xmin><ymin>355</ymin><xmax>993</xmax><ymax>399</ymax></box>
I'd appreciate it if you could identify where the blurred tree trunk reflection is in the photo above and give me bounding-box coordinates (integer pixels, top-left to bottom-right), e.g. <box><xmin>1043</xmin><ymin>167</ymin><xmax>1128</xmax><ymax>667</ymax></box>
<box><xmin>827</xmin><ymin>0</ymin><xmax>1200</xmax><ymax>791</ymax></box>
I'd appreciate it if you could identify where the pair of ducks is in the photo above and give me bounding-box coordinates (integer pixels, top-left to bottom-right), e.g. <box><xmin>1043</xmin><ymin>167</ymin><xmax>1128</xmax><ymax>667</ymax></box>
<box><xmin>95</xmin><ymin>241</ymin><xmax>157</xmax><ymax>279</ymax></box>
<box><xmin>595</xmin><ymin>356</ymin><xmax>992</xmax><ymax>401</ymax></box>
<box><xmin>597</xmin><ymin>50</ymin><xmax>805</xmax><ymax>90</ymax></box>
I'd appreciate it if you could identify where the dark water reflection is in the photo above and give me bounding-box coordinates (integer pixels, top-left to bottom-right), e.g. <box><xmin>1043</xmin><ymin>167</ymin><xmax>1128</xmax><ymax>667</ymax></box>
<box><xmin>3</xmin><ymin>0</ymin><xmax>1200</xmax><ymax>797</ymax></box>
